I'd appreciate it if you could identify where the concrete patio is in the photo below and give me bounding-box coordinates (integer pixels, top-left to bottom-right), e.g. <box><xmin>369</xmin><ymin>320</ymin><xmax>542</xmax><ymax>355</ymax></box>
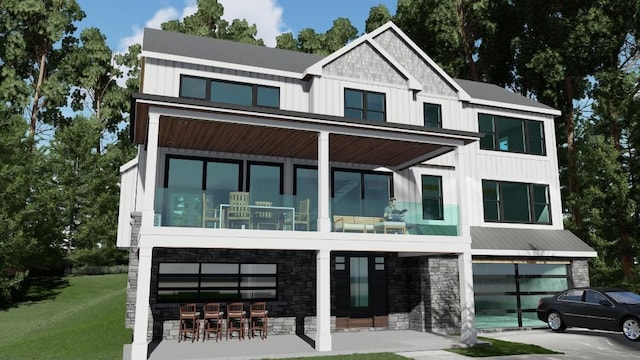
<box><xmin>124</xmin><ymin>330</ymin><xmax>464</xmax><ymax>360</ymax></box>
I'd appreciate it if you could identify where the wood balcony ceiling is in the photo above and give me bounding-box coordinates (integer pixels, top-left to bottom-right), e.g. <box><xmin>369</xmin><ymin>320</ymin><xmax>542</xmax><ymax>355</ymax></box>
<box><xmin>156</xmin><ymin>116</ymin><xmax>445</xmax><ymax>168</ymax></box>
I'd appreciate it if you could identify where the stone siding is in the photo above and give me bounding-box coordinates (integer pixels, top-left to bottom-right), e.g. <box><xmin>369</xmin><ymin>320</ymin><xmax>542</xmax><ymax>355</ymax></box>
<box><xmin>125</xmin><ymin>212</ymin><xmax>141</xmax><ymax>330</ymax></box>
<box><xmin>570</xmin><ymin>259</ymin><xmax>590</xmax><ymax>287</ymax></box>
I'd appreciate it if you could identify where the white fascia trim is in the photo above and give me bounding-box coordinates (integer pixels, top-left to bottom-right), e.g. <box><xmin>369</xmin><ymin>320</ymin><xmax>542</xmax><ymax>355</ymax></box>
<box><xmin>469</xmin><ymin>98</ymin><xmax>562</xmax><ymax>116</ymax></box>
<box><xmin>471</xmin><ymin>249</ymin><xmax>598</xmax><ymax>258</ymax></box>
<box><xmin>303</xmin><ymin>27</ymin><xmax>376</xmax><ymax>77</ymax></box>
<box><xmin>376</xmin><ymin>22</ymin><xmax>472</xmax><ymax>102</ymax></box>
<box><xmin>142</xmin><ymin>50</ymin><xmax>304</xmax><ymax>79</ymax></box>
<box><xmin>120</xmin><ymin>156</ymin><xmax>138</xmax><ymax>173</ymax></box>
<box><xmin>142</xmin><ymin>100</ymin><xmax>479</xmax><ymax>144</ymax></box>
<box><xmin>367</xmin><ymin>39</ymin><xmax>422</xmax><ymax>91</ymax></box>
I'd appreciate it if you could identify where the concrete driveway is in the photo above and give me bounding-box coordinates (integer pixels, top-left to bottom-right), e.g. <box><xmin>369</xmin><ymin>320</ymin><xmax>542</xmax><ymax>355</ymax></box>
<box><xmin>481</xmin><ymin>328</ymin><xmax>640</xmax><ymax>360</ymax></box>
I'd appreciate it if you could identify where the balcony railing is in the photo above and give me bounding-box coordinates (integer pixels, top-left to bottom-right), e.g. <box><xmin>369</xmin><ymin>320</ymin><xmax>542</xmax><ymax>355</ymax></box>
<box><xmin>153</xmin><ymin>188</ymin><xmax>459</xmax><ymax>235</ymax></box>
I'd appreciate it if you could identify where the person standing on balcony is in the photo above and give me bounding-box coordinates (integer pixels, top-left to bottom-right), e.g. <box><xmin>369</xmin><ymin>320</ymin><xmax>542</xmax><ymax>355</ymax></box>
<box><xmin>384</xmin><ymin>197</ymin><xmax>407</xmax><ymax>222</ymax></box>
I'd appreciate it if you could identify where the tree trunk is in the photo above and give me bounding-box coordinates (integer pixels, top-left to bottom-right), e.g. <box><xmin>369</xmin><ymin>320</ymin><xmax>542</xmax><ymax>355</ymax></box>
<box><xmin>456</xmin><ymin>0</ymin><xmax>480</xmax><ymax>81</ymax></box>
<box><xmin>564</xmin><ymin>76</ymin><xmax>580</xmax><ymax>224</ymax></box>
<box><xmin>30</xmin><ymin>43</ymin><xmax>49</xmax><ymax>144</ymax></box>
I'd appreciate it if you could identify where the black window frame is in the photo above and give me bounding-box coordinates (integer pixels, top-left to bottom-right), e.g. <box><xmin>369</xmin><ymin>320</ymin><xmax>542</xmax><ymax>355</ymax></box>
<box><xmin>482</xmin><ymin>179</ymin><xmax>552</xmax><ymax>224</ymax></box>
<box><xmin>478</xmin><ymin>113</ymin><xmax>546</xmax><ymax>155</ymax></box>
<box><xmin>179</xmin><ymin>75</ymin><xmax>280</xmax><ymax>109</ymax></box>
<box><xmin>344</xmin><ymin>88</ymin><xmax>386</xmax><ymax>122</ymax></box>
<box><xmin>423</xmin><ymin>103</ymin><xmax>442</xmax><ymax>129</ymax></box>
<box><xmin>156</xmin><ymin>262</ymin><xmax>278</xmax><ymax>303</ymax></box>
<box><xmin>421</xmin><ymin>175</ymin><xmax>444</xmax><ymax>220</ymax></box>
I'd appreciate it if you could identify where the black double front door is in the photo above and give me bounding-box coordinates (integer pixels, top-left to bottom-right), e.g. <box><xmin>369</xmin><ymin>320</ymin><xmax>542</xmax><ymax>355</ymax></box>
<box><xmin>332</xmin><ymin>253</ymin><xmax>388</xmax><ymax>322</ymax></box>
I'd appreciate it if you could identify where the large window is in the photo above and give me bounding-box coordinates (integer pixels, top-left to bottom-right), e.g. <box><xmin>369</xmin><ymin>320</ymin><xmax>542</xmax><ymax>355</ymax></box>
<box><xmin>247</xmin><ymin>162</ymin><xmax>283</xmax><ymax>205</ymax></box>
<box><xmin>478</xmin><ymin>114</ymin><xmax>545</xmax><ymax>155</ymax></box>
<box><xmin>163</xmin><ymin>156</ymin><xmax>242</xmax><ymax>227</ymax></box>
<box><xmin>157</xmin><ymin>262</ymin><xmax>277</xmax><ymax>302</ymax></box>
<box><xmin>474</xmin><ymin>262</ymin><xmax>568</xmax><ymax>328</ymax></box>
<box><xmin>422</xmin><ymin>175</ymin><xmax>443</xmax><ymax>220</ymax></box>
<box><xmin>423</xmin><ymin>103</ymin><xmax>442</xmax><ymax>128</ymax></box>
<box><xmin>344</xmin><ymin>89</ymin><xmax>385</xmax><ymax>121</ymax></box>
<box><xmin>482</xmin><ymin>180</ymin><xmax>551</xmax><ymax>224</ymax></box>
<box><xmin>179</xmin><ymin>75</ymin><xmax>280</xmax><ymax>108</ymax></box>
<box><xmin>332</xmin><ymin>169</ymin><xmax>391</xmax><ymax>217</ymax></box>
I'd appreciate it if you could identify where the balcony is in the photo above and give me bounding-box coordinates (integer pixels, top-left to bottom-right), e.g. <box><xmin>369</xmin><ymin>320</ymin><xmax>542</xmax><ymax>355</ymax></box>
<box><xmin>153</xmin><ymin>187</ymin><xmax>459</xmax><ymax>236</ymax></box>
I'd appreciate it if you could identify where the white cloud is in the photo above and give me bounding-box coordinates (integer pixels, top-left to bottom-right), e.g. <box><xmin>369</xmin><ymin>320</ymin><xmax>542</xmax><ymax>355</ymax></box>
<box><xmin>117</xmin><ymin>0</ymin><xmax>284</xmax><ymax>53</ymax></box>
<box><xmin>219</xmin><ymin>0</ymin><xmax>283</xmax><ymax>47</ymax></box>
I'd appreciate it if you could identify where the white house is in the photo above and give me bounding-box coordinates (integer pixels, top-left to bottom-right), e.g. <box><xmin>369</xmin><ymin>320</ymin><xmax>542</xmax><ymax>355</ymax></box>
<box><xmin>117</xmin><ymin>22</ymin><xmax>596</xmax><ymax>359</ymax></box>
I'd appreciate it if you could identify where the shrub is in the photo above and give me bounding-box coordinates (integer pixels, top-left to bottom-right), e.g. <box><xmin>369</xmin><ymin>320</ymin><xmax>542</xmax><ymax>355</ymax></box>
<box><xmin>0</xmin><ymin>270</ymin><xmax>29</xmax><ymax>308</ymax></box>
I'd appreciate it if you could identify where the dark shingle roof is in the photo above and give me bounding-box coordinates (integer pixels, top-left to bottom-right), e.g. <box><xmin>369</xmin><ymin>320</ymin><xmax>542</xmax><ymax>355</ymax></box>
<box><xmin>142</xmin><ymin>28</ymin><xmax>323</xmax><ymax>73</ymax></box>
<box><xmin>471</xmin><ymin>226</ymin><xmax>595</xmax><ymax>253</ymax></box>
<box><xmin>454</xmin><ymin>78</ymin><xmax>557</xmax><ymax>111</ymax></box>
<box><xmin>142</xmin><ymin>28</ymin><xmax>557</xmax><ymax>112</ymax></box>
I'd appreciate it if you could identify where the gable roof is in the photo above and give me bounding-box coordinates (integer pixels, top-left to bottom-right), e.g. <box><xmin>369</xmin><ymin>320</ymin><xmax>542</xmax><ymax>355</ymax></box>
<box><xmin>142</xmin><ymin>27</ymin><xmax>323</xmax><ymax>73</ymax></box>
<box><xmin>142</xmin><ymin>24</ymin><xmax>559</xmax><ymax>115</ymax></box>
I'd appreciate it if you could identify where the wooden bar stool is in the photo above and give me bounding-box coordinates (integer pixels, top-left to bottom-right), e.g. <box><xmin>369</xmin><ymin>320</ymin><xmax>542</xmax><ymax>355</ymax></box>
<box><xmin>249</xmin><ymin>301</ymin><xmax>268</xmax><ymax>339</ymax></box>
<box><xmin>178</xmin><ymin>303</ymin><xmax>199</xmax><ymax>342</ymax></box>
<box><xmin>226</xmin><ymin>302</ymin><xmax>246</xmax><ymax>340</ymax></box>
<box><xmin>202</xmin><ymin>303</ymin><xmax>223</xmax><ymax>341</ymax></box>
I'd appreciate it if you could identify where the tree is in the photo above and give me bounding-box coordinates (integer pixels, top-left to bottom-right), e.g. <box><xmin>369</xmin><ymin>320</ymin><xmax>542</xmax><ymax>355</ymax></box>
<box><xmin>161</xmin><ymin>0</ymin><xmax>264</xmax><ymax>45</ymax></box>
<box><xmin>365</xmin><ymin>5</ymin><xmax>393</xmax><ymax>33</ymax></box>
<box><xmin>62</xmin><ymin>27</ymin><xmax>128</xmax><ymax>153</ymax></box>
<box><xmin>276</xmin><ymin>18</ymin><xmax>358</xmax><ymax>55</ymax></box>
<box><xmin>0</xmin><ymin>0</ymin><xmax>85</xmax><ymax>142</ymax></box>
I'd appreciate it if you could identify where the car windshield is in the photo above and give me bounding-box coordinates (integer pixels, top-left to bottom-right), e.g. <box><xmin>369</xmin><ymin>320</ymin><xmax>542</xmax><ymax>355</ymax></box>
<box><xmin>605</xmin><ymin>291</ymin><xmax>640</xmax><ymax>304</ymax></box>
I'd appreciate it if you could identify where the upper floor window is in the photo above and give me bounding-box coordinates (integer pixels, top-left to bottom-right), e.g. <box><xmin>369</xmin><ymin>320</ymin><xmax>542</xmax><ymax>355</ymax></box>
<box><xmin>344</xmin><ymin>89</ymin><xmax>385</xmax><ymax>121</ymax></box>
<box><xmin>422</xmin><ymin>175</ymin><xmax>443</xmax><ymax>220</ymax></box>
<box><xmin>478</xmin><ymin>114</ymin><xmax>545</xmax><ymax>155</ymax></box>
<box><xmin>179</xmin><ymin>75</ymin><xmax>280</xmax><ymax>108</ymax></box>
<box><xmin>482</xmin><ymin>180</ymin><xmax>551</xmax><ymax>224</ymax></box>
<box><xmin>423</xmin><ymin>103</ymin><xmax>442</xmax><ymax>128</ymax></box>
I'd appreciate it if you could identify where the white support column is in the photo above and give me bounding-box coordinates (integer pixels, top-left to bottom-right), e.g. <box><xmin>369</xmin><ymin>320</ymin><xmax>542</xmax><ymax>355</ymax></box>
<box><xmin>315</xmin><ymin>249</ymin><xmax>332</xmax><ymax>351</ymax></box>
<box><xmin>130</xmin><ymin>246</ymin><xmax>153</xmax><ymax>360</ymax></box>
<box><xmin>317</xmin><ymin>131</ymin><xmax>331</xmax><ymax>232</ymax></box>
<box><xmin>141</xmin><ymin>112</ymin><xmax>160</xmax><ymax>230</ymax></box>
<box><xmin>458</xmin><ymin>252</ymin><xmax>477</xmax><ymax>344</ymax></box>
<box><xmin>454</xmin><ymin>145</ymin><xmax>470</xmax><ymax>238</ymax></box>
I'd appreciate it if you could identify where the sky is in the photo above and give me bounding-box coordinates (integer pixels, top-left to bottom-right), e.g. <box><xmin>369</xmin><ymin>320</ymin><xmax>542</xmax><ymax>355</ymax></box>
<box><xmin>76</xmin><ymin>0</ymin><xmax>398</xmax><ymax>53</ymax></box>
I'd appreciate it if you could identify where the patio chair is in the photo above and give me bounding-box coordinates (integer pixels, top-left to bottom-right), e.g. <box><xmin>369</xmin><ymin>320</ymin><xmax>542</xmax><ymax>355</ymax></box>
<box><xmin>254</xmin><ymin>201</ymin><xmax>277</xmax><ymax>229</ymax></box>
<box><xmin>294</xmin><ymin>198</ymin><xmax>311</xmax><ymax>231</ymax></box>
<box><xmin>202</xmin><ymin>303</ymin><xmax>223</xmax><ymax>341</ymax></box>
<box><xmin>249</xmin><ymin>301</ymin><xmax>268</xmax><ymax>339</ymax></box>
<box><xmin>202</xmin><ymin>193</ymin><xmax>219</xmax><ymax>228</ymax></box>
<box><xmin>178</xmin><ymin>303</ymin><xmax>199</xmax><ymax>342</ymax></box>
<box><xmin>226</xmin><ymin>302</ymin><xmax>246</xmax><ymax>340</ymax></box>
<box><xmin>226</xmin><ymin>192</ymin><xmax>251</xmax><ymax>229</ymax></box>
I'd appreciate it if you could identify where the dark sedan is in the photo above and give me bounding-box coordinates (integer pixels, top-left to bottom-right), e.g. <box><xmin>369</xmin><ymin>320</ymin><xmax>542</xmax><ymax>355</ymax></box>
<box><xmin>537</xmin><ymin>287</ymin><xmax>640</xmax><ymax>341</ymax></box>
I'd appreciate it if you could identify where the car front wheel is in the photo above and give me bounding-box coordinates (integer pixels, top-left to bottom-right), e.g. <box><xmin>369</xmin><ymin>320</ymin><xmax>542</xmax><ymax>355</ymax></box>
<box><xmin>547</xmin><ymin>311</ymin><xmax>566</xmax><ymax>332</ymax></box>
<box><xmin>622</xmin><ymin>317</ymin><xmax>640</xmax><ymax>341</ymax></box>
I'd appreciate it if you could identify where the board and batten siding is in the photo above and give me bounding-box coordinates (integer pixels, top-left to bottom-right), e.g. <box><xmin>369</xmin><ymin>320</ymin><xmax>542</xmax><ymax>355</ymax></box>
<box><xmin>142</xmin><ymin>57</ymin><xmax>311</xmax><ymax>113</ymax></box>
<box><xmin>309</xmin><ymin>75</ymin><xmax>415</xmax><ymax>124</ymax></box>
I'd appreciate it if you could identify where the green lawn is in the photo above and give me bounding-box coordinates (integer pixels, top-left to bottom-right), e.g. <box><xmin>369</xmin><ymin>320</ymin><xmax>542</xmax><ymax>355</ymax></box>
<box><xmin>0</xmin><ymin>274</ymin><xmax>132</xmax><ymax>360</ymax></box>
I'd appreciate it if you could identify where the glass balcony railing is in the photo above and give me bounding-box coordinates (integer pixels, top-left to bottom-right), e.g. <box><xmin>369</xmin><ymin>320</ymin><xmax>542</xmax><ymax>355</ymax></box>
<box><xmin>154</xmin><ymin>188</ymin><xmax>316</xmax><ymax>231</ymax></box>
<box><xmin>153</xmin><ymin>188</ymin><xmax>459</xmax><ymax>235</ymax></box>
<box><xmin>331</xmin><ymin>200</ymin><xmax>459</xmax><ymax>236</ymax></box>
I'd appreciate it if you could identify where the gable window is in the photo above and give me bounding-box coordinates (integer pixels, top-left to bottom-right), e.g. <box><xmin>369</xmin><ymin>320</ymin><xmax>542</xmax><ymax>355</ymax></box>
<box><xmin>157</xmin><ymin>262</ymin><xmax>277</xmax><ymax>303</ymax></box>
<box><xmin>179</xmin><ymin>75</ymin><xmax>280</xmax><ymax>108</ymax></box>
<box><xmin>422</xmin><ymin>175</ymin><xmax>443</xmax><ymax>220</ymax></box>
<box><xmin>482</xmin><ymin>180</ymin><xmax>551</xmax><ymax>224</ymax></box>
<box><xmin>423</xmin><ymin>103</ymin><xmax>442</xmax><ymax>128</ymax></box>
<box><xmin>478</xmin><ymin>114</ymin><xmax>545</xmax><ymax>155</ymax></box>
<box><xmin>344</xmin><ymin>89</ymin><xmax>385</xmax><ymax>121</ymax></box>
